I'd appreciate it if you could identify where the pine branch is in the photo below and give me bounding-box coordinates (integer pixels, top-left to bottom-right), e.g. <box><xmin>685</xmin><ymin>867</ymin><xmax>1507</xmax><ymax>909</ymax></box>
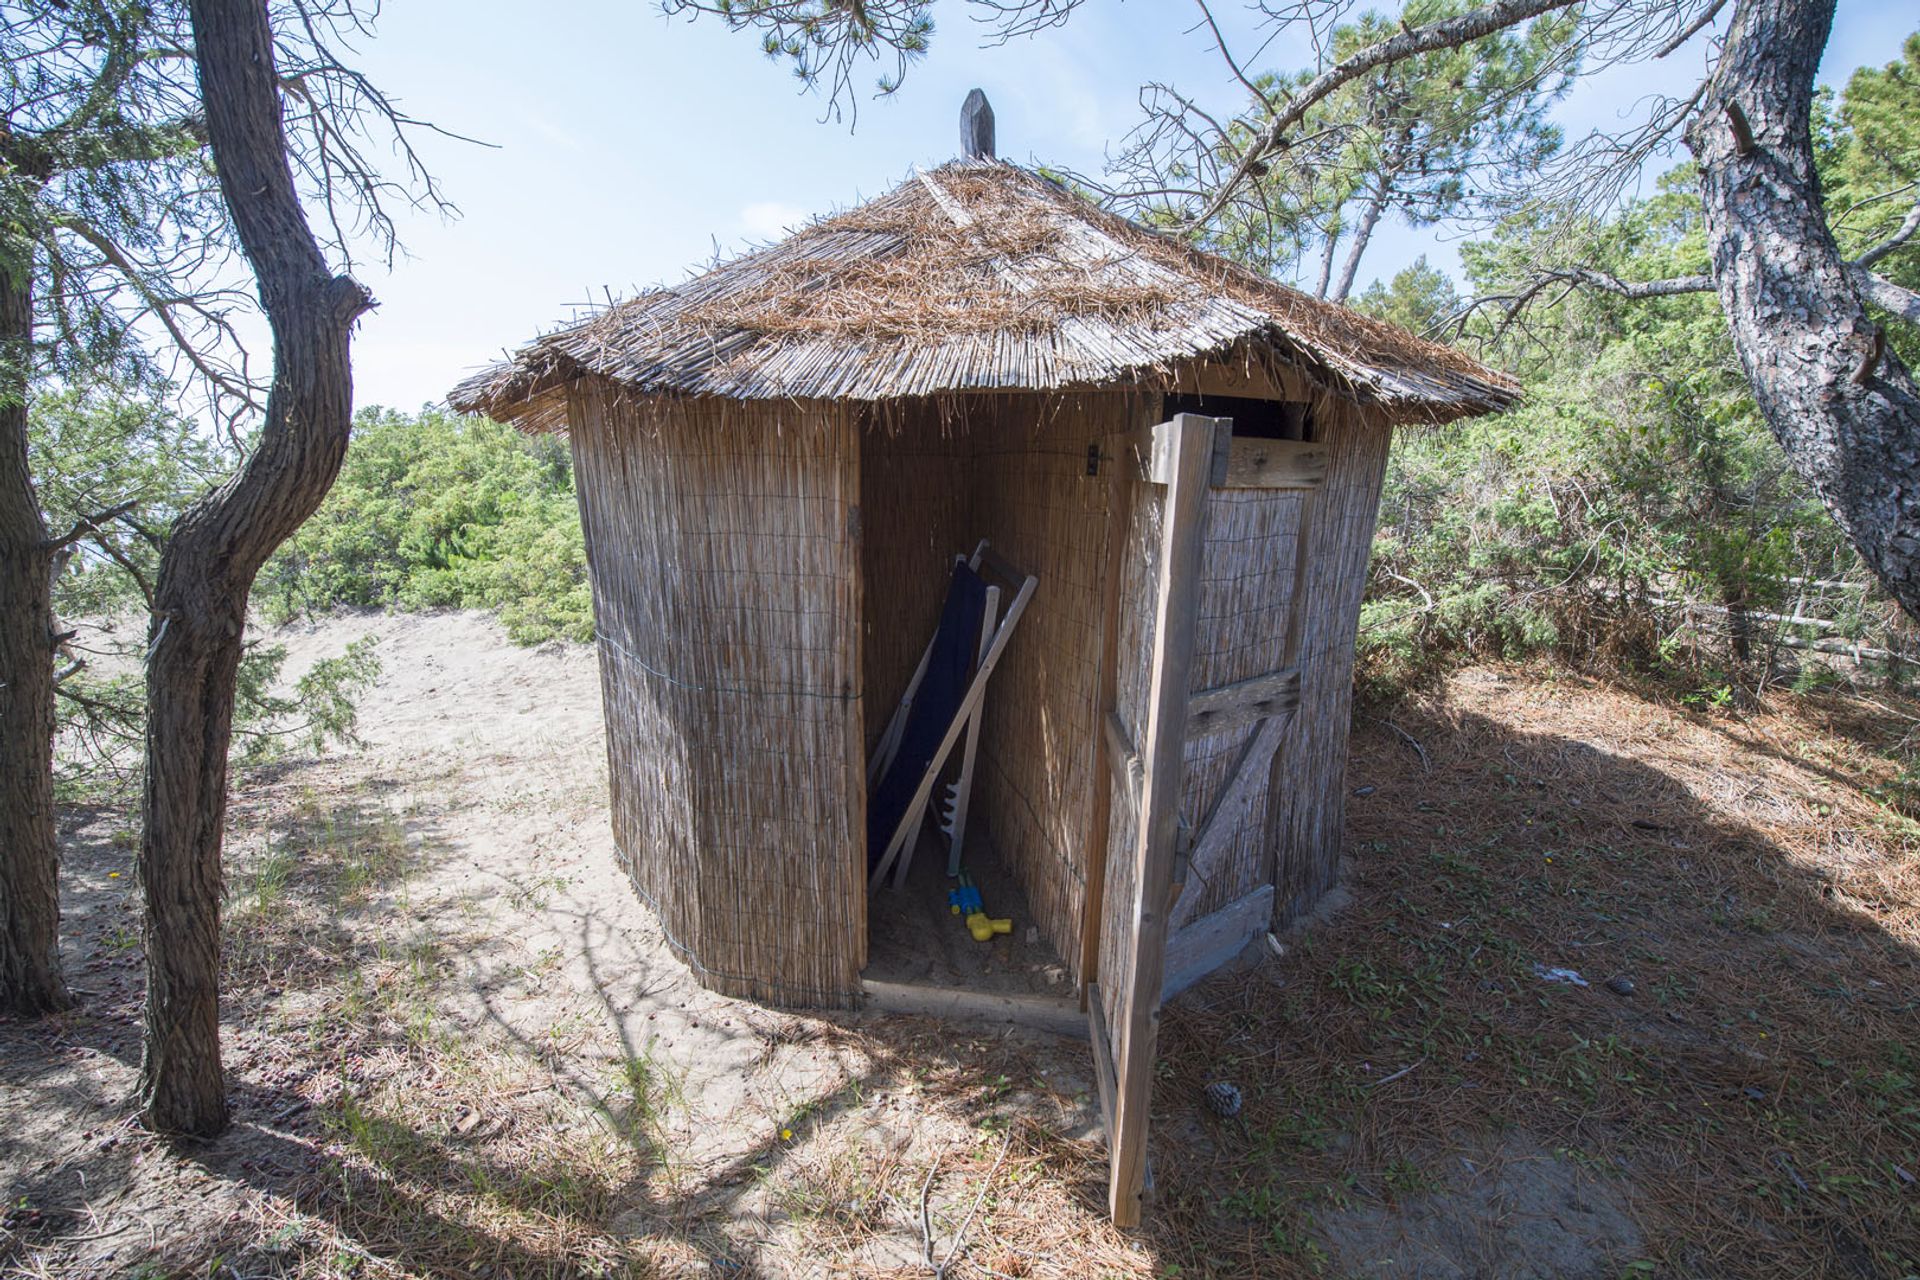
<box><xmin>1189</xmin><ymin>0</ymin><xmax>1584</xmax><ymax>229</ymax></box>
<box><xmin>44</xmin><ymin>498</ymin><xmax>138</xmax><ymax>552</ymax></box>
<box><xmin>1855</xmin><ymin>197</ymin><xmax>1920</xmax><ymax>271</ymax></box>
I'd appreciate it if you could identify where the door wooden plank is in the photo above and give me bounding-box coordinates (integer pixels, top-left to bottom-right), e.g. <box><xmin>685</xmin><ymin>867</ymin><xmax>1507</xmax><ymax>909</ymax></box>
<box><xmin>1086</xmin><ymin>980</ymin><xmax>1119</xmax><ymax>1136</ymax></box>
<box><xmin>1221</xmin><ymin>437</ymin><xmax>1328</xmax><ymax>489</ymax></box>
<box><xmin>1184</xmin><ymin>666</ymin><xmax>1301</xmax><ymax>741</ymax></box>
<box><xmin>1106</xmin><ymin>413</ymin><xmax>1217</xmax><ymax>1227</ymax></box>
<box><xmin>1163</xmin><ymin>885</ymin><xmax>1275</xmax><ymax>1001</ymax></box>
<box><xmin>1168</xmin><ymin>708</ymin><xmax>1294</xmax><ymax>930</ymax></box>
<box><xmin>1103</xmin><ymin>710</ymin><xmax>1142</xmax><ymax>812</ymax></box>
<box><xmin>863</xmin><ymin>979</ymin><xmax>1085</xmax><ymax>1039</ymax></box>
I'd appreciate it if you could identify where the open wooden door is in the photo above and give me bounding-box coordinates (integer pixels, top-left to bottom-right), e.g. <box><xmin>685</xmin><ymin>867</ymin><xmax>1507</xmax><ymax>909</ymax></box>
<box><xmin>1083</xmin><ymin>411</ymin><xmax>1328</xmax><ymax>1226</ymax></box>
<box><xmin>1084</xmin><ymin>412</ymin><xmax>1215</xmax><ymax>1226</ymax></box>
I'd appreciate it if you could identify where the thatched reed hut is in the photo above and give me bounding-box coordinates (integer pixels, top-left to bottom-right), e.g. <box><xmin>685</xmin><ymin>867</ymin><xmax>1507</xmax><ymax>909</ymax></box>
<box><xmin>453</xmin><ymin>109</ymin><xmax>1515</xmax><ymax>1222</ymax></box>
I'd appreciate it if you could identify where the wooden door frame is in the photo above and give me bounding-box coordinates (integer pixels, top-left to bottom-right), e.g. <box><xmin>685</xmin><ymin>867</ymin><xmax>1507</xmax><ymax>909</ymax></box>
<box><xmin>1079</xmin><ymin>417</ymin><xmax>1143</xmax><ymax>1004</ymax></box>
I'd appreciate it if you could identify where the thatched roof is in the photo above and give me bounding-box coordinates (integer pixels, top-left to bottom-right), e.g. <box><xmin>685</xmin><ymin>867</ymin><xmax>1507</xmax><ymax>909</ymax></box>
<box><xmin>449</xmin><ymin>160</ymin><xmax>1518</xmax><ymax>430</ymax></box>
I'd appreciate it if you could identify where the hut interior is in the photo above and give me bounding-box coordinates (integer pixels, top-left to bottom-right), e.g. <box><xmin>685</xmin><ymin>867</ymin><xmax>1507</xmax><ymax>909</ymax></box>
<box><xmin>857</xmin><ymin>391</ymin><xmax>1135</xmax><ymax>1004</ymax></box>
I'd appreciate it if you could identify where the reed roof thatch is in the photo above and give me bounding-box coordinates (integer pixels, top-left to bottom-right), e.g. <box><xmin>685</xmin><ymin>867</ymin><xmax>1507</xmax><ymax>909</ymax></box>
<box><xmin>449</xmin><ymin>160</ymin><xmax>1518</xmax><ymax>430</ymax></box>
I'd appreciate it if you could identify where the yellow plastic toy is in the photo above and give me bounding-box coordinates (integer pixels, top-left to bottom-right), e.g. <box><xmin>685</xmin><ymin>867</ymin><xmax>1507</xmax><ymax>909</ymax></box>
<box><xmin>966</xmin><ymin>911</ymin><xmax>1013</xmax><ymax>943</ymax></box>
<box><xmin>947</xmin><ymin>873</ymin><xmax>1012</xmax><ymax>943</ymax></box>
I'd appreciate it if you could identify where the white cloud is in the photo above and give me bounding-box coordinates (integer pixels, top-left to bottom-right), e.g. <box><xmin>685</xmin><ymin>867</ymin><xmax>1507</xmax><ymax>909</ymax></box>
<box><xmin>737</xmin><ymin>201</ymin><xmax>811</xmax><ymax>240</ymax></box>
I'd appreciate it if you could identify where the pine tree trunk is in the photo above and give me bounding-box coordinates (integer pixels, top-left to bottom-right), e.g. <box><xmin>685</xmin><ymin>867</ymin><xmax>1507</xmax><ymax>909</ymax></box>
<box><xmin>1313</xmin><ymin>224</ymin><xmax>1341</xmax><ymax>299</ymax></box>
<box><xmin>0</xmin><ymin>253</ymin><xmax>70</xmax><ymax>1018</ymax></box>
<box><xmin>1330</xmin><ymin>183</ymin><xmax>1391</xmax><ymax>304</ymax></box>
<box><xmin>1693</xmin><ymin>0</ymin><xmax>1920</xmax><ymax>619</ymax></box>
<box><xmin>138</xmin><ymin>0</ymin><xmax>370</xmax><ymax>1136</ymax></box>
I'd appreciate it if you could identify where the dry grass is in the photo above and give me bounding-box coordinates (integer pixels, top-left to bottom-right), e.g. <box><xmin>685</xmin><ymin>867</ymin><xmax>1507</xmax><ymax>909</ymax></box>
<box><xmin>7</xmin><ymin>664</ymin><xmax>1920</xmax><ymax>1278</ymax></box>
<box><xmin>1148</xmin><ymin>666</ymin><xmax>1920</xmax><ymax>1277</ymax></box>
<box><xmin>677</xmin><ymin>181</ymin><xmax>1182</xmax><ymax>341</ymax></box>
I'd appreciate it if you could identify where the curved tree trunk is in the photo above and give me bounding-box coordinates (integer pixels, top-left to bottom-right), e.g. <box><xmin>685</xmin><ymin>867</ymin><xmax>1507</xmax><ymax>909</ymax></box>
<box><xmin>0</xmin><ymin>255</ymin><xmax>70</xmax><ymax>1018</ymax></box>
<box><xmin>138</xmin><ymin>0</ymin><xmax>371</xmax><ymax>1136</ymax></box>
<box><xmin>1692</xmin><ymin>0</ymin><xmax>1920</xmax><ymax>619</ymax></box>
<box><xmin>1330</xmin><ymin>181</ymin><xmax>1392</xmax><ymax>304</ymax></box>
<box><xmin>1313</xmin><ymin>217</ymin><xmax>1342</xmax><ymax>299</ymax></box>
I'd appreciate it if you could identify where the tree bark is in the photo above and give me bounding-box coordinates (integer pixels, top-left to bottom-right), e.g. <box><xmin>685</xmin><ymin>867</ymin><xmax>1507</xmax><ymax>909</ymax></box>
<box><xmin>0</xmin><ymin>249</ymin><xmax>70</xmax><ymax>1018</ymax></box>
<box><xmin>138</xmin><ymin>0</ymin><xmax>371</xmax><ymax>1137</ymax></box>
<box><xmin>1314</xmin><ymin>220</ymin><xmax>1342</xmax><ymax>299</ymax></box>
<box><xmin>1330</xmin><ymin>180</ymin><xmax>1392</xmax><ymax>303</ymax></box>
<box><xmin>1691</xmin><ymin>0</ymin><xmax>1920</xmax><ymax>620</ymax></box>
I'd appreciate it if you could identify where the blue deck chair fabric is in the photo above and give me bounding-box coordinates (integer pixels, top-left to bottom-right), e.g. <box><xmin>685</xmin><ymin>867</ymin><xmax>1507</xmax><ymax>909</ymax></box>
<box><xmin>867</xmin><ymin>561</ymin><xmax>989</xmax><ymax>871</ymax></box>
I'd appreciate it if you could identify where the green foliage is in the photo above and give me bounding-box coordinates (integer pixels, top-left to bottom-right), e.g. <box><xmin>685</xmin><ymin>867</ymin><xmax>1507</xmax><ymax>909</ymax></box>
<box><xmin>1206</xmin><ymin>1</ymin><xmax>1578</xmax><ymax>293</ymax></box>
<box><xmin>1822</xmin><ymin>35</ymin><xmax>1920</xmax><ymax>369</ymax></box>
<box><xmin>53</xmin><ymin>627</ymin><xmax>380</xmax><ymax>798</ymax></box>
<box><xmin>31</xmin><ymin>383</ymin><xmax>230</xmax><ymax>615</ymax></box>
<box><xmin>1359</xmin><ymin>151</ymin><xmax>1891</xmax><ymax>699</ymax></box>
<box><xmin>40</xmin><ymin>397</ymin><xmax>587</xmax><ymax>792</ymax></box>
<box><xmin>668</xmin><ymin>0</ymin><xmax>933</xmax><ymax>104</ymax></box>
<box><xmin>260</xmin><ymin>406</ymin><xmax>592</xmax><ymax>645</ymax></box>
<box><xmin>35</xmin><ymin>386</ymin><xmax>232</xmax><ymax>791</ymax></box>
<box><xmin>1350</xmin><ymin>31</ymin><xmax>1920</xmax><ymax>700</ymax></box>
<box><xmin>0</xmin><ymin>3</ymin><xmax>233</xmax><ymax>401</ymax></box>
<box><xmin>1824</xmin><ymin>36</ymin><xmax>1919</xmax><ymax>260</ymax></box>
<box><xmin>1354</xmin><ymin>256</ymin><xmax>1459</xmax><ymax>337</ymax></box>
<box><xmin>32</xmin><ymin>383</ymin><xmax>386</xmax><ymax>796</ymax></box>
<box><xmin>231</xmin><ymin>636</ymin><xmax>384</xmax><ymax>765</ymax></box>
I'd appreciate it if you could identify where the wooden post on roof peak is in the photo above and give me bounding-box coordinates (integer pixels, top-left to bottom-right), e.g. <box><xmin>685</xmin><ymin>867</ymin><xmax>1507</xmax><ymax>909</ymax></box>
<box><xmin>961</xmin><ymin>89</ymin><xmax>995</xmax><ymax>160</ymax></box>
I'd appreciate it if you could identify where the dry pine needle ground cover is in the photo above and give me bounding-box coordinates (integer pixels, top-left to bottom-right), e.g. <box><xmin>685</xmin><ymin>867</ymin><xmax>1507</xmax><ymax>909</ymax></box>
<box><xmin>2</xmin><ymin>613</ymin><xmax>1918</xmax><ymax>1279</ymax></box>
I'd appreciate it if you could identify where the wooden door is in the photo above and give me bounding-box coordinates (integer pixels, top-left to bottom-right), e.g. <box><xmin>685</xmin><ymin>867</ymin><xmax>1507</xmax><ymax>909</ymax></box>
<box><xmin>1083</xmin><ymin>411</ymin><xmax>1329</xmax><ymax>1226</ymax></box>
<box><xmin>1086</xmin><ymin>413</ymin><xmax>1218</xmax><ymax>1226</ymax></box>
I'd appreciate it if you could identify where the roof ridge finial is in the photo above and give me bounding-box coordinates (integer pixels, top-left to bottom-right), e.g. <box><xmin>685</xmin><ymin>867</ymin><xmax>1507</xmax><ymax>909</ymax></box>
<box><xmin>961</xmin><ymin>89</ymin><xmax>995</xmax><ymax>161</ymax></box>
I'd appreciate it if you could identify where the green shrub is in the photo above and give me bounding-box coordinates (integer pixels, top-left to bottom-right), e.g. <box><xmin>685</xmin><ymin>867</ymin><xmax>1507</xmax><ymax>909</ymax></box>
<box><xmin>31</xmin><ymin>384</ymin><xmax>390</xmax><ymax>795</ymax></box>
<box><xmin>261</xmin><ymin>407</ymin><xmax>592</xmax><ymax>644</ymax></box>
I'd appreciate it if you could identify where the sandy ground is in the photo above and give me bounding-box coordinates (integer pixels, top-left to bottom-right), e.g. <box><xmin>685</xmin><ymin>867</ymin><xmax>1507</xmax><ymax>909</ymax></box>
<box><xmin>3</xmin><ymin>612</ymin><xmax>1117</xmax><ymax>1279</ymax></box>
<box><xmin>6</xmin><ymin>609</ymin><xmax>1917</xmax><ymax>1278</ymax></box>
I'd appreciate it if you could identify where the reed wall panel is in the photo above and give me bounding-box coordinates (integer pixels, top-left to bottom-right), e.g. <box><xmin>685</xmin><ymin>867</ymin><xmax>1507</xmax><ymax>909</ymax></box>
<box><xmin>1265</xmin><ymin>397</ymin><xmax>1393</xmax><ymax>924</ymax></box>
<box><xmin>967</xmin><ymin>393</ymin><xmax>1141</xmax><ymax>983</ymax></box>
<box><xmin>858</xmin><ymin>419</ymin><xmax>975</xmax><ymax>751</ymax></box>
<box><xmin>568</xmin><ymin>381</ymin><xmax>865</xmax><ymax>1006</ymax></box>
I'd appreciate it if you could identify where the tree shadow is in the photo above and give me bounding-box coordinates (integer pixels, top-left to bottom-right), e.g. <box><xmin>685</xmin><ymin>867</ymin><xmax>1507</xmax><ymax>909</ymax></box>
<box><xmin>2</xmin><ymin>747</ymin><xmax>1093</xmax><ymax>1277</ymax></box>
<box><xmin>440</xmin><ymin>866</ymin><xmax>1103</xmax><ymax>1273</ymax></box>
<box><xmin>0</xmin><ymin>771</ymin><xmax>501</xmax><ymax>1277</ymax></box>
<box><xmin>1145</xmin><ymin>680</ymin><xmax>1920</xmax><ymax>1277</ymax></box>
<box><xmin>16</xmin><ymin>671</ymin><xmax>1918</xmax><ymax>1278</ymax></box>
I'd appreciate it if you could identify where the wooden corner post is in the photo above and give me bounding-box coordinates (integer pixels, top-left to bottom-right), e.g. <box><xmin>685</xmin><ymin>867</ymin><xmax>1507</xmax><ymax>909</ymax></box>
<box><xmin>1107</xmin><ymin>412</ymin><xmax>1218</xmax><ymax>1226</ymax></box>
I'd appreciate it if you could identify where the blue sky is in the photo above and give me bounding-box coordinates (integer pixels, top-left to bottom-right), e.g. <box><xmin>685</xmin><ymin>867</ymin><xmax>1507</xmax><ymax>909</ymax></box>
<box><xmin>342</xmin><ymin>1</ymin><xmax>1916</xmax><ymax>413</ymax></box>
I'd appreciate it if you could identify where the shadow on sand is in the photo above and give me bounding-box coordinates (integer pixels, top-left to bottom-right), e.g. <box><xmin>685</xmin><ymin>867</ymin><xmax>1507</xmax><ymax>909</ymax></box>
<box><xmin>6</xmin><ymin>675</ymin><xmax>1920</xmax><ymax>1278</ymax></box>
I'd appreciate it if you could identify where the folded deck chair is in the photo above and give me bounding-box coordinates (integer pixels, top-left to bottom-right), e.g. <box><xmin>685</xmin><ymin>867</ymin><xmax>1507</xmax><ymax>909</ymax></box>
<box><xmin>867</xmin><ymin>543</ymin><xmax>1037</xmax><ymax>891</ymax></box>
